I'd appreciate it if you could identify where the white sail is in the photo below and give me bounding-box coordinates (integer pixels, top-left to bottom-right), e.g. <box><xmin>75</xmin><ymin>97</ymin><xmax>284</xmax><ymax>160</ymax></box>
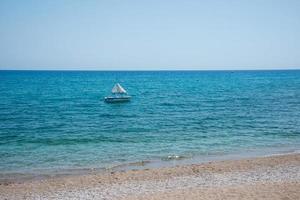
<box><xmin>111</xmin><ymin>83</ymin><xmax>127</xmax><ymax>94</ymax></box>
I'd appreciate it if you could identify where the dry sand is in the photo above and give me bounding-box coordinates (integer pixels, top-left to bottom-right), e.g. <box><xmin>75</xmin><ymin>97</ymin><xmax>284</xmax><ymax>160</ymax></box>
<box><xmin>1</xmin><ymin>153</ymin><xmax>300</xmax><ymax>200</ymax></box>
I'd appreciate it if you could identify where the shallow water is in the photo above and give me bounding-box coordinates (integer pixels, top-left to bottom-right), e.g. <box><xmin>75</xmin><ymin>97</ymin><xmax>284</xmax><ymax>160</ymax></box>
<box><xmin>0</xmin><ymin>70</ymin><xmax>300</xmax><ymax>175</ymax></box>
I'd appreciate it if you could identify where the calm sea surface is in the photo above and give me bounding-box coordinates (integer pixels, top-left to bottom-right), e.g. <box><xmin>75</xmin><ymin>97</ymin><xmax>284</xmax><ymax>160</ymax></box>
<box><xmin>0</xmin><ymin>70</ymin><xmax>300</xmax><ymax>175</ymax></box>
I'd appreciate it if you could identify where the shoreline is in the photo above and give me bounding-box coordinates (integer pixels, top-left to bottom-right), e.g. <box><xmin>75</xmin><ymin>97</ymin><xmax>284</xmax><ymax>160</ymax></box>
<box><xmin>1</xmin><ymin>153</ymin><xmax>299</xmax><ymax>200</ymax></box>
<box><xmin>1</xmin><ymin>147</ymin><xmax>299</xmax><ymax>184</ymax></box>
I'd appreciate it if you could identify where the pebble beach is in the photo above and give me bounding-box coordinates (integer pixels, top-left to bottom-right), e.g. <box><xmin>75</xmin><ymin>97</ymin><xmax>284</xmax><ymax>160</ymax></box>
<box><xmin>1</xmin><ymin>153</ymin><xmax>299</xmax><ymax>200</ymax></box>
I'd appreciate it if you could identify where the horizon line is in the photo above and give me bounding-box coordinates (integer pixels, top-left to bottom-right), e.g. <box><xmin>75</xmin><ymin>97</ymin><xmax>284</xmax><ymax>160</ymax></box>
<box><xmin>0</xmin><ymin>68</ymin><xmax>299</xmax><ymax>72</ymax></box>
<box><xmin>0</xmin><ymin>68</ymin><xmax>300</xmax><ymax>72</ymax></box>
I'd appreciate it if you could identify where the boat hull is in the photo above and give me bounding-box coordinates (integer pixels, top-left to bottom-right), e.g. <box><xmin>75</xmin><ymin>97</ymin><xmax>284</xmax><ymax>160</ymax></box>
<box><xmin>104</xmin><ymin>96</ymin><xmax>131</xmax><ymax>103</ymax></box>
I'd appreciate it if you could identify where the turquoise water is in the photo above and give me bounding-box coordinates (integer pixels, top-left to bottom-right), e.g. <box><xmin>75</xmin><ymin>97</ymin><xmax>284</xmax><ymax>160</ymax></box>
<box><xmin>0</xmin><ymin>70</ymin><xmax>300</xmax><ymax>175</ymax></box>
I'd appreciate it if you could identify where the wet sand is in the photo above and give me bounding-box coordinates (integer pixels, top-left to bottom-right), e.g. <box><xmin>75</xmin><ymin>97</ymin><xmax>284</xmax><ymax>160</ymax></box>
<box><xmin>1</xmin><ymin>153</ymin><xmax>299</xmax><ymax>200</ymax></box>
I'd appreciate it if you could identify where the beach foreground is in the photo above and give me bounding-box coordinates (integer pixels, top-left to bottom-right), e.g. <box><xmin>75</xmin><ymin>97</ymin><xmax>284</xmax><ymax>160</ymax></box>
<box><xmin>1</xmin><ymin>154</ymin><xmax>299</xmax><ymax>200</ymax></box>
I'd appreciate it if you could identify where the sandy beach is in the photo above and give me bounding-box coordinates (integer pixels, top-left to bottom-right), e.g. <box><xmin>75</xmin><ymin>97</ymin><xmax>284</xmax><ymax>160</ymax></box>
<box><xmin>1</xmin><ymin>153</ymin><xmax>299</xmax><ymax>200</ymax></box>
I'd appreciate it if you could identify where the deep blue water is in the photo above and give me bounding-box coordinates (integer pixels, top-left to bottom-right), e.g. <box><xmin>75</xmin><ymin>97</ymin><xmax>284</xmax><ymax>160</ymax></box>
<box><xmin>0</xmin><ymin>70</ymin><xmax>300</xmax><ymax>174</ymax></box>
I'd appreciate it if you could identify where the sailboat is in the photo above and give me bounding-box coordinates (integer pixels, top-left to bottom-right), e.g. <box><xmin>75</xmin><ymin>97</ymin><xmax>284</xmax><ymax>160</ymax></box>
<box><xmin>104</xmin><ymin>83</ymin><xmax>131</xmax><ymax>103</ymax></box>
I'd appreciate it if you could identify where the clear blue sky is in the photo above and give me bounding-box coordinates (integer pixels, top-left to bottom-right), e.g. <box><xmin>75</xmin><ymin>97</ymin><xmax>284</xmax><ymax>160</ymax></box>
<box><xmin>0</xmin><ymin>0</ymin><xmax>299</xmax><ymax>70</ymax></box>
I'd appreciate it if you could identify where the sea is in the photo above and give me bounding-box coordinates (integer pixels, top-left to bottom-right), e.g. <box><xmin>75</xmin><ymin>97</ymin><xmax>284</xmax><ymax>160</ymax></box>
<box><xmin>0</xmin><ymin>70</ymin><xmax>300</xmax><ymax>179</ymax></box>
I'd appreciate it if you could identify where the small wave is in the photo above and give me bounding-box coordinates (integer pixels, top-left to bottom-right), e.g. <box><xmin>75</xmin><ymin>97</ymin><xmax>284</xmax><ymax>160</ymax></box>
<box><xmin>264</xmin><ymin>149</ymin><xmax>300</xmax><ymax>157</ymax></box>
<box><xmin>98</xmin><ymin>113</ymin><xmax>138</xmax><ymax>118</ymax></box>
<box><xmin>26</xmin><ymin>136</ymin><xmax>136</xmax><ymax>145</ymax></box>
<box><xmin>158</xmin><ymin>102</ymin><xmax>184</xmax><ymax>107</ymax></box>
<box><xmin>161</xmin><ymin>155</ymin><xmax>187</xmax><ymax>161</ymax></box>
<box><xmin>294</xmin><ymin>149</ymin><xmax>300</xmax><ymax>154</ymax></box>
<box><xmin>110</xmin><ymin>160</ymin><xmax>151</xmax><ymax>171</ymax></box>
